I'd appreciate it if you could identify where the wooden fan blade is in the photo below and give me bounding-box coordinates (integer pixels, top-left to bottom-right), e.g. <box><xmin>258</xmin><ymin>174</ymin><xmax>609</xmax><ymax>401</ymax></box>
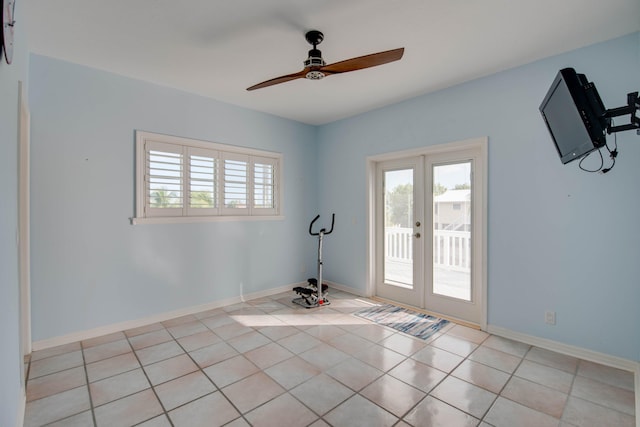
<box><xmin>246</xmin><ymin>69</ymin><xmax>308</xmax><ymax>91</ymax></box>
<box><xmin>321</xmin><ymin>47</ymin><xmax>404</xmax><ymax>74</ymax></box>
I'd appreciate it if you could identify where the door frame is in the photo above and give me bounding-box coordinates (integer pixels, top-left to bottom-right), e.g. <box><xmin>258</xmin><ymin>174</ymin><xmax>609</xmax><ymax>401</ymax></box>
<box><xmin>366</xmin><ymin>137</ymin><xmax>488</xmax><ymax>330</ymax></box>
<box><xmin>19</xmin><ymin>80</ymin><xmax>31</xmax><ymax>357</ymax></box>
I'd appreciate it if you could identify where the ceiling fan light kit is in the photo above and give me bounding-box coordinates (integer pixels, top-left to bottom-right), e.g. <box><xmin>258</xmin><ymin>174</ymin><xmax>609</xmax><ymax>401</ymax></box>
<box><xmin>305</xmin><ymin>70</ymin><xmax>325</xmax><ymax>80</ymax></box>
<box><xmin>247</xmin><ymin>30</ymin><xmax>404</xmax><ymax>91</ymax></box>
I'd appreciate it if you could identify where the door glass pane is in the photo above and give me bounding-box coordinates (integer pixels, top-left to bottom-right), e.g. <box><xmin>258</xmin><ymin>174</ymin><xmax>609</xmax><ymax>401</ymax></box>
<box><xmin>384</xmin><ymin>169</ymin><xmax>413</xmax><ymax>288</ymax></box>
<box><xmin>433</xmin><ymin>162</ymin><xmax>471</xmax><ymax>300</ymax></box>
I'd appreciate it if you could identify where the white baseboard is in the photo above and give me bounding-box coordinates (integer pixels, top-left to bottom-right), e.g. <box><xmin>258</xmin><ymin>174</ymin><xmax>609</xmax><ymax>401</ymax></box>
<box><xmin>325</xmin><ymin>281</ymin><xmax>369</xmax><ymax>297</ymax></box>
<box><xmin>487</xmin><ymin>325</ymin><xmax>638</xmax><ymax>373</ymax></box>
<box><xmin>32</xmin><ymin>283</ymin><xmax>299</xmax><ymax>351</ymax></box>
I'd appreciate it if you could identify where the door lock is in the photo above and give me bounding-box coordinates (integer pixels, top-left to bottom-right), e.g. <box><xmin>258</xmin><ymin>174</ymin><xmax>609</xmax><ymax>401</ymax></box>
<box><xmin>415</xmin><ymin>221</ymin><xmax>421</xmax><ymax>227</ymax></box>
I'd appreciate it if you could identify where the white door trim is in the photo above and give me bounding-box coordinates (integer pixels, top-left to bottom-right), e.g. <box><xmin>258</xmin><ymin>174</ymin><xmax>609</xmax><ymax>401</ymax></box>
<box><xmin>366</xmin><ymin>137</ymin><xmax>488</xmax><ymax>330</ymax></box>
<box><xmin>18</xmin><ymin>80</ymin><xmax>31</xmax><ymax>356</ymax></box>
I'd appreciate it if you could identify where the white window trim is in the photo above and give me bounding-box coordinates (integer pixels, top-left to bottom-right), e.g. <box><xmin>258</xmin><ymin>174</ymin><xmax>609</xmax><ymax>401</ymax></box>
<box><xmin>133</xmin><ymin>131</ymin><xmax>283</xmax><ymax>224</ymax></box>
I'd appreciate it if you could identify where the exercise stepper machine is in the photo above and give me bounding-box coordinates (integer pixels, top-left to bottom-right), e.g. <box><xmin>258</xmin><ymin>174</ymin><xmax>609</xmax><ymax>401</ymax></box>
<box><xmin>292</xmin><ymin>214</ymin><xmax>335</xmax><ymax>308</ymax></box>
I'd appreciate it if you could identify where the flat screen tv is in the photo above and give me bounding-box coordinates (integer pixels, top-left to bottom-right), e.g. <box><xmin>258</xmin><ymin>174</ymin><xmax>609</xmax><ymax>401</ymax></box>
<box><xmin>539</xmin><ymin>68</ymin><xmax>608</xmax><ymax>164</ymax></box>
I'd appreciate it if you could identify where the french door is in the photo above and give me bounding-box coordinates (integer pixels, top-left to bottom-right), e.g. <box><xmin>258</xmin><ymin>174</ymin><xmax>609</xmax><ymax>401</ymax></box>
<box><xmin>375</xmin><ymin>157</ymin><xmax>425</xmax><ymax>305</ymax></box>
<box><xmin>374</xmin><ymin>144</ymin><xmax>485</xmax><ymax>326</ymax></box>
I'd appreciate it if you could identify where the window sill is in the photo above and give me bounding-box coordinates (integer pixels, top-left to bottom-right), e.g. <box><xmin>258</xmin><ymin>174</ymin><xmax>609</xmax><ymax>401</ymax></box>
<box><xmin>130</xmin><ymin>215</ymin><xmax>285</xmax><ymax>225</ymax></box>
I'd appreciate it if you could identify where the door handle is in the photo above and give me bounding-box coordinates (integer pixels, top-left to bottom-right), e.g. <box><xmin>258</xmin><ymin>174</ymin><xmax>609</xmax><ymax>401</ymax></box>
<box><xmin>414</xmin><ymin>232</ymin><xmax>421</xmax><ymax>238</ymax></box>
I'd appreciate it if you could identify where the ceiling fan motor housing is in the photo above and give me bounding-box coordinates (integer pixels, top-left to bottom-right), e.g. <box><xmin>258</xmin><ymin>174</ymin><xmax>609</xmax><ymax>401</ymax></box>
<box><xmin>304</xmin><ymin>48</ymin><xmax>326</xmax><ymax>79</ymax></box>
<box><xmin>304</xmin><ymin>49</ymin><xmax>325</xmax><ymax>66</ymax></box>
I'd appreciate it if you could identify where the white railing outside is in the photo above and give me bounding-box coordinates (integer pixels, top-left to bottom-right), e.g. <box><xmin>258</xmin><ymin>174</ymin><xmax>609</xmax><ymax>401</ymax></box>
<box><xmin>385</xmin><ymin>227</ymin><xmax>471</xmax><ymax>272</ymax></box>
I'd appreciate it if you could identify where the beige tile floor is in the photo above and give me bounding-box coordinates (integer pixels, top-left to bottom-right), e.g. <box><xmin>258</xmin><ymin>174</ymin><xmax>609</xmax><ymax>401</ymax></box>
<box><xmin>23</xmin><ymin>290</ymin><xmax>636</xmax><ymax>427</ymax></box>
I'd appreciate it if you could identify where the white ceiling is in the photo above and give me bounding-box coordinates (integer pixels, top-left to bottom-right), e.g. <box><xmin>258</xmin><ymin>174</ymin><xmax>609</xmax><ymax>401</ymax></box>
<box><xmin>25</xmin><ymin>0</ymin><xmax>640</xmax><ymax>125</ymax></box>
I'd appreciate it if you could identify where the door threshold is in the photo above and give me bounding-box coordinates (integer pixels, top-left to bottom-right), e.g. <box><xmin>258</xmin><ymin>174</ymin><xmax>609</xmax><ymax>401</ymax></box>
<box><xmin>371</xmin><ymin>296</ymin><xmax>481</xmax><ymax>330</ymax></box>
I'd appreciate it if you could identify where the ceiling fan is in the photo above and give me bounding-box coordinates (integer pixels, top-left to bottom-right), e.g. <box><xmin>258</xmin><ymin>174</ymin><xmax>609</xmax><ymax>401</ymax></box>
<box><xmin>247</xmin><ymin>30</ymin><xmax>404</xmax><ymax>91</ymax></box>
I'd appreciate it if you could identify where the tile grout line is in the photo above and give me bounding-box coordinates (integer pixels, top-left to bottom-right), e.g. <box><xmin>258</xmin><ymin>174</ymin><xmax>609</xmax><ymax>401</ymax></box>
<box><xmin>355</xmin><ymin>313</ymin><xmax>472</xmax><ymax>422</ymax></box>
<box><xmin>320</xmin><ymin>309</ymin><xmax>436</xmax><ymax>425</ymax></box>
<box><xmin>487</xmin><ymin>344</ymin><xmax>609</xmax><ymax>425</ymax></box>
<box><xmin>224</xmin><ymin>303</ymin><xmax>385</xmax><ymax>424</ymax></box>
<box><xmin>167</xmin><ymin>316</ymin><xmax>254</xmax><ymax>426</ymax></box>
<box><xmin>28</xmin><ymin>346</ymin><xmax>96</xmax><ymax>426</ymax></box>
<box><xmin>369</xmin><ymin>325</ymin><xmax>542</xmax><ymax>425</ymax></box>
<box><xmin>562</xmin><ymin>367</ymin><xmax>580</xmax><ymax>427</ymax></box>
<box><xmin>565</xmin><ymin>361</ymin><xmax>636</xmax><ymax>421</ymax></box>
<box><xmin>398</xmin><ymin>330</ymin><xmax>489</xmax><ymax>425</ymax></box>
<box><xmin>299</xmin><ymin>312</ymin><xmax>450</xmax><ymax>426</ymax></box>
<box><xmin>475</xmin><ymin>342</ymin><xmax>531</xmax><ymax>425</ymax></box>
<box><xmin>79</xmin><ymin>341</ymin><xmax>98</xmax><ymax>427</ymax></box>
<box><xmin>123</xmin><ymin>331</ymin><xmax>175</xmax><ymax>427</ymax></box>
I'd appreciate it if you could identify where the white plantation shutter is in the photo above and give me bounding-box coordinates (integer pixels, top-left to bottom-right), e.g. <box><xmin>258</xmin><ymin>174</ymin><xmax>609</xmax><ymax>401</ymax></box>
<box><xmin>135</xmin><ymin>131</ymin><xmax>282</xmax><ymax>222</ymax></box>
<box><xmin>222</xmin><ymin>153</ymin><xmax>249</xmax><ymax>215</ymax></box>
<box><xmin>252</xmin><ymin>156</ymin><xmax>278</xmax><ymax>215</ymax></box>
<box><xmin>187</xmin><ymin>147</ymin><xmax>219</xmax><ymax>216</ymax></box>
<box><xmin>145</xmin><ymin>141</ymin><xmax>184</xmax><ymax>217</ymax></box>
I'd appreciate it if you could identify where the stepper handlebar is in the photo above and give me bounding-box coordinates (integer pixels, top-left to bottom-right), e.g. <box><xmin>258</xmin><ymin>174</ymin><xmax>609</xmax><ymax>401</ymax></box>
<box><xmin>309</xmin><ymin>214</ymin><xmax>335</xmax><ymax>236</ymax></box>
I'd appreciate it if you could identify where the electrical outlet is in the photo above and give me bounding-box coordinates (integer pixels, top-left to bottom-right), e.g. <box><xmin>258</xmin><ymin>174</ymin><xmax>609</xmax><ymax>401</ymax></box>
<box><xmin>545</xmin><ymin>311</ymin><xmax>556</xmax><ymax>325</ymax></box>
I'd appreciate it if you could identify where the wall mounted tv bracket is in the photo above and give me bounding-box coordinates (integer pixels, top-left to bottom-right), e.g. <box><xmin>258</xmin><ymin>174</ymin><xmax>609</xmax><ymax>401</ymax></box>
<box><xmin>603</xmin><ymin>91</ymin><xmax>640</xmax><ymax>135</ymax></box>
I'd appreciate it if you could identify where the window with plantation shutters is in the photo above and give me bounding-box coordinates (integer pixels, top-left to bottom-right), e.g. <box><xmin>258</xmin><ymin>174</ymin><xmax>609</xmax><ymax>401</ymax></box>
<box><xmin>135</xmin><ymin>131</ymin><xmax>282</xmax><ymax>224</ymax></box>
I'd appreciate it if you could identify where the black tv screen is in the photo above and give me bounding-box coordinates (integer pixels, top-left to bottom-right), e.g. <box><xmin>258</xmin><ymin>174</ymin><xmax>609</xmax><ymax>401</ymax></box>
<box><xmin>539</xmin><ymin>68</ymin><xmax>608</xmax><ymax>164</ymax></box>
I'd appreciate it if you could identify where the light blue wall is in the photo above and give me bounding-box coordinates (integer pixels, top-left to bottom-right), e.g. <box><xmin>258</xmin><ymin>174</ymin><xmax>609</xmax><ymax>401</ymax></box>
<box><xmin>0</xmin><ymin>0</ymin><xmax>28</xmax><ymax>423</ymax></box>
<box><xmin>29</xmin><ymin>55</ymin><xmax>318</xmax><ymax>341</ymax></box>
<box><xmin>316</xmin><ymin>33</ymin><xmax>640</xmax><ymax>361</ymax></box>
<box><xmin>29</xmin><ymin>33</ymin><xmax>639</xmax><ymax>364</ymax></box>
